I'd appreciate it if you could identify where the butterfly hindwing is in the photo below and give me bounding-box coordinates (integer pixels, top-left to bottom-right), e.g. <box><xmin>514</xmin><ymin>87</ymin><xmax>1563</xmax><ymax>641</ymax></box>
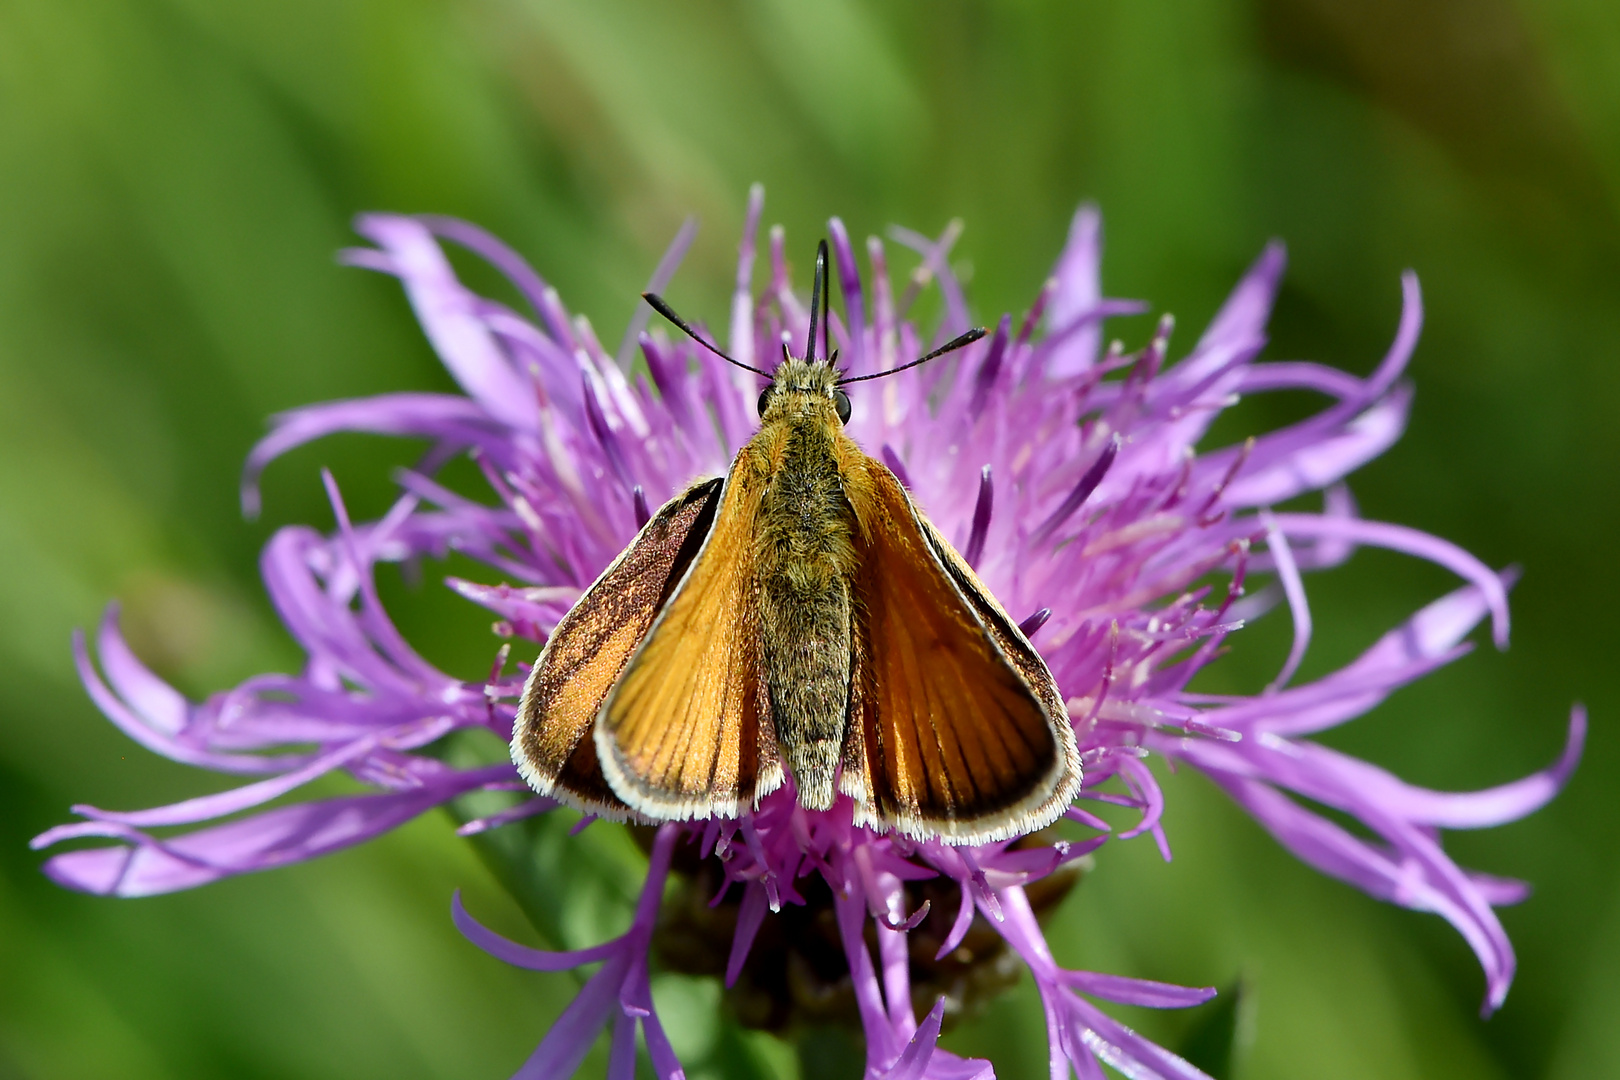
<box><xmin>511</xmin><ymin>477</ymin><xmax>723</xmax><ymax>818</ymax></box>
<box><xmin>596</xmin><ymin>464</ymin><xmax>782</xmax><ymax>819</ymax></box>
<box><xmin>839</xmin><ymin>459</ymin><xmax>1081</xmax><ymax>843</ymax></box>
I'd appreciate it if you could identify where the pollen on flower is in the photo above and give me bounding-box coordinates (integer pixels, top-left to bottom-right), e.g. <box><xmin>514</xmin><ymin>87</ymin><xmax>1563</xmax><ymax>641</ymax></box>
<box><xmin>36</xmin><ymin>183</ymin><xmax>1583</xmax><ymax>1080</ymax></box>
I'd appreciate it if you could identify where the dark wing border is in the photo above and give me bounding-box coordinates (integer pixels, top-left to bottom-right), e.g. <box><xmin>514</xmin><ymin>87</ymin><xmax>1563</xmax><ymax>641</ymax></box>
<box><xmin>510</xmin><ymin>477</ymin><xmax>722</xmax><ymax>820</ymax></box>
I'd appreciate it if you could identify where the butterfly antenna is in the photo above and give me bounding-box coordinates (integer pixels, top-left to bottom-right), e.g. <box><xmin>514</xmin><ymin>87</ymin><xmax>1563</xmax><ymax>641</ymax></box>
<box><xmin>807</xmin><ymin>239</ymin><xmax>831</xmax><ymax>363</ymax></box>
<box><xmin>819</xmin><ymin>240</ymin><xmax>831</xmax><ymax>363</ymax></box>
<box><xmin>643</xmin><ymin>292</ymin><xmax>773</xmax><ymax>378</ymax></box>
<box><xmin>838</xmin><ymin>326</ymin><xmax>988</xmax><ymax>384</ymax></box>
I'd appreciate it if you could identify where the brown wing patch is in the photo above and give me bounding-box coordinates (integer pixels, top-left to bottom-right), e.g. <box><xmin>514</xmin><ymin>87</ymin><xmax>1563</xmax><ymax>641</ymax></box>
<box><xmin>511</xmin><ymin>478</ymin><xmax>722</xmax><ymax>818</ymax></box>
<box><xmin>597</xmin><ymin>465</ymin><xmax>781</xmax><ymax>819</ymax></box>
<box><xmin>839</xmin><ymin>458</ymin><xmax>1080</xmax><ymax>844</ymax></box>
<box><xmin>918</xmin><ymin>517</ymin><xmax>1070</xmax><ymax>724</ymax></box>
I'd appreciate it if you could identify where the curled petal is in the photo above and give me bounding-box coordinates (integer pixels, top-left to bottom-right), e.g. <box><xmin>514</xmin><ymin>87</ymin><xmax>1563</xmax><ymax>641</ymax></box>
<box><xmin>67</xmin><ymin>732</ymin><xmax>388</xmax><ymax>827</ymax></box>
<box><xmin>1199</xmin><ymin>577</ymin><xmax>1499</xmax><ymax>736</ymax></box>
<box><xmin>1260</xmin><ymin>510</ymin><xmax>1312</xmax><ymax>692</ymax></box>
<box><xmin>1363</xmin><ymin>271</ymin><xmax>1424</xmax><ymax>401</ymax></box>
<box><xmin>74</xmin><ymin>623</ymin><xmax>297</xmax><ymax>775</ymax></box>
<box><xmin>1180</xmin><ymin>706</ymin><xmax>1585</xmax><ymax>831</ymax></box>
<box><xmin>451</xmin><ymin>891</ymin><xmax>620</xmax><ymax>970</ymax></box>
<box><xmin>244</xmin><ymin>394</ymin><xmax>509</xmax><ymax>516</ymax></box>
<box><xmin>1113</xmin><ymin>756</ymin><xmax>1167</xmax><ymax>845</ymax></box>
<box><xmin>1224</xmin><ymin>386</ymin><xmax>1411</xmax><ymax>507</ymax></box>
<box><xmin>1268</xmin><ymin>514</ymin><xmax>1510</xmax><ymax>647</ymax></box>
<box><xmin>94</xmin><ymin>603</ymin><xmax>187</xmax><ymax>735</ymax></box>
<box><xmin>1209</xmin><ymin>773</ymin><xmax>1516</xmax><ymax>1013</ymax></box>
<box><xmin>37</xmin><ymin>766</ymin><xmax>510</xmax><ymax>896</ymax></box>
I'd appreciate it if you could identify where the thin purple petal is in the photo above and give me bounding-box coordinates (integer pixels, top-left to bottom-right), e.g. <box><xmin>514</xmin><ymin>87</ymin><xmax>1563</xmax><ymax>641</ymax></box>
<box><xmin>1269</xmin><ymin>514</ymin><xmax>1510</xmax><ymax>647</ymax></box>
<box><xmin>452</xmin><ymin>891</ymin><xmax>621</xmax><ymax>969</ymax></box>
<box><xmin>39</xmin><ymin>767</ymin><xmax>509</xmax><ymax>896</ymax></box>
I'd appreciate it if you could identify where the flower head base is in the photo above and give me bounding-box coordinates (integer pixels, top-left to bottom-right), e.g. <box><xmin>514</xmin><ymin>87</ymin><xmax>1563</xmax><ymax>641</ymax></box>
<box><xmin>37</xmin><ymin>185</ymin><xmax>1581</xmax><ymax>1077</ymax></box>
<box><xmin>650</xmin><ymin>824</ymin><xmax>1084</xmax><ymax>1033</ymax></box>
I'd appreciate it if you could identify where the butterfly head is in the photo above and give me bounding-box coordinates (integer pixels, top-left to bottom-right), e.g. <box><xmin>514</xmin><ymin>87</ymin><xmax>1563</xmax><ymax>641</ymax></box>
<box><xmin>757</xmin><ymin>358</ymin><xmax>851</xmax><ymax>425</ymax></box>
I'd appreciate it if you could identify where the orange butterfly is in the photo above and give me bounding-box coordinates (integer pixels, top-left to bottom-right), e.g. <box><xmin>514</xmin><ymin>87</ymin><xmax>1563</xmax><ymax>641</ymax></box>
<box><xmin>511</xmin><ymin>242</ymin><xmax>1081</xmax><ymax>844</ymax></box>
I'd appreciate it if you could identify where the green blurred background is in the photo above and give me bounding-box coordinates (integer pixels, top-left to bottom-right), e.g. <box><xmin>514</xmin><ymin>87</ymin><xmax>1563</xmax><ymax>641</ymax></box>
<box><xmin>1</xmin><ymin>1</ymin><xmax>1615</xmax><ymax>1077</ymax></box>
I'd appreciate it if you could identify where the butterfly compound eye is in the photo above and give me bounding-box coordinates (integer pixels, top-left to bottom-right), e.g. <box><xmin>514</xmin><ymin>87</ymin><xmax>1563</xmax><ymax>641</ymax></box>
<box><xmin>757</xmin><ymin>386</ymin><xmax>774</xmax><ymax>418</ymax></box>
<box><xmin>833</xmin><ymin>388</ymin><xmax>852</xmax><ymax>425</ymax></box>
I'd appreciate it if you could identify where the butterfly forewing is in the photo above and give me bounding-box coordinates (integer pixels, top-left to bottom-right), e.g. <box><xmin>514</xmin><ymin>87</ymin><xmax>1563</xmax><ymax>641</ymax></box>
<box><xmin>839</xmin><ymin>459</ymin><xmax>1081</xmax><ymax>843</ymax></box>
<box><xmin>919</xmin><ymin>517</ymin><xmax>1071</xmax><ymax>724</ymax></box>
<box><xmin>596</xmin><ymin>466</ymin><xmax>783</xmax><ymax>819</ymax></box>
<box><xmin>511</xmin><ymin>477</ymin><xmax>723</xmax><ymax>818</ymax></box>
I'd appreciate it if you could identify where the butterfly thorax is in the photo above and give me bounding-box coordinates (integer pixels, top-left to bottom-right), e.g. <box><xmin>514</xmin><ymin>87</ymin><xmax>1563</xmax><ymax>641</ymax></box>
<box><xmin>747</xmin><ymin>359</ymin><xmax>860</xmax><ymax>811</ymax></box>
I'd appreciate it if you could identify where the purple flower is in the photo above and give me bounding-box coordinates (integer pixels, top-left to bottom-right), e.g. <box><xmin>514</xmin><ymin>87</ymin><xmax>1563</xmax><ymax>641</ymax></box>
<box><xmin>36</xmin><ymin>185</ymin><xmax>1581</xmax><ymax>1077</ymax></box>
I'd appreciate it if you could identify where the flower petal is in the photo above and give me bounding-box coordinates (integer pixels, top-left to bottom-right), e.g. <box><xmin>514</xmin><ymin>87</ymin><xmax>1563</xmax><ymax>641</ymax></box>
<box><xmin>1062</xmin><ymin>971</ymin><xmax>1217</xmax><ymax>1010</ymax></box>
<box><xmin>451</xmin><ymin>891</ymin><xmax>620</xmax><ymax>969</ymax></box>
<box><xmin>243</xmin><ymin>394</ymin><xmax>509</xmax><ymax>516</ymax></box>
<box><xmin>353</xmin><ymin>215</ymin><xmax>537</xmax><ymax>429</ymax></box>
<box><xmin>37</xmin><ymin>767</ymin><xmax>509</xmax><ymax>896</ymax></box>
<box><xmin>1268</xmin><ymin>515</ymin><xmax>1510</xmax><ymax>647</ymax></box>
<box><xmin>1045</xmin><ymin>203</ymin><xmax>1104</xmax><ymax>378</ymax></box>
<box><xmin>74</xmin><ymin>627</ymin><xmax>295</xmax><ymax>775</ymax></box>
<box><xmin>1208</xmin><ymin>773</ymin><xmax>1516</xmax><ymax>1013</ymax></box>
<box><xmin>878</xmin><ymin>998</ymin><xmax>945</xmax><ymax>1080</ymax></box>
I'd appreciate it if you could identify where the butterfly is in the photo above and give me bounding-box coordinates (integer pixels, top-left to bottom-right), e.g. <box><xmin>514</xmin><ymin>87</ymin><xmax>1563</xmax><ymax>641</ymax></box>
<box><xmin>510</xmin><ymin>240</ymin><xmax>1082</xmax><ymax>844</ymax></box>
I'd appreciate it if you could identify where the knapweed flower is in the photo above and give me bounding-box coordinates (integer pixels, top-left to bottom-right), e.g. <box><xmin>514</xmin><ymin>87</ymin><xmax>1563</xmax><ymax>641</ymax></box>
<box><xmin>35</xmin><ymin>185</ymin><xmax>1581</xmax><ymax>1079</ymax></box>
